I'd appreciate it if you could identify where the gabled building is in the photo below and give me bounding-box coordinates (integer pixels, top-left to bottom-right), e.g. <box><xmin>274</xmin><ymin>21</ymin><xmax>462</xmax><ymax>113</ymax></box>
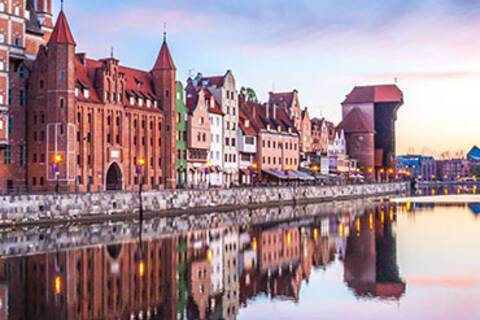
<box><xmin>192</xmin><ymin>71</ymin><xmax>239</xmax><ymax>187</ymax></box>
<box><xmin>237</xmin><ymin>99</ymin><xmax>257</xmax><ymax>185</ymax></box>
<box><xmin>241</xmin><ymin>100</ymin><xmax>301</xmax><ymax>182</ymax></box>
<box><xmin>176</xmin><ymin>81</ymin><xmax>188</xmax><ymax>187</ymax></box>
<box><xmin>185</xmin><ymin>88</ymin><xmax>211</xmax><ymax>188</ymax></box>
<box><xmin>26</xmin><ymin>9</ymin><xmax>177</xmax><ymax>192</ymax></box>
<box><xmin>0</xmin><ymin>0</ymin><xmax>54</xmax><ymax>193</ymax></box>
<box><xmin>269</xmin><ymin>90</ymin><xmax>312</xmax><ymax>155</ymax></box>
<box><xmin>311</xmin><ymin>117</ymin><xmax>335</xmax><ymax>155</ymax></box>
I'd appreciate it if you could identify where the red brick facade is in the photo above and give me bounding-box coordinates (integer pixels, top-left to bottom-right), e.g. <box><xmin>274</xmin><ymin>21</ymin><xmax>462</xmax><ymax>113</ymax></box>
<box><xmin>24</xmin><ymin>11</ymin><xmax>177</xmax><ymax>192</ymax></box>
<box><xmin>0</xmin><ymin>0</ymin><xmax>51</xmax><ymax>193</ymax></box>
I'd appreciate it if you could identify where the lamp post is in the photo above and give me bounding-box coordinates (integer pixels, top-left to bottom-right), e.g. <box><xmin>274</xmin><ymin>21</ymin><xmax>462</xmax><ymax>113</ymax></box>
<box><xmin>136</xmin><ymin>157</ymin><xmax>145</xmax><ymax>220</ymax></box>
<box><xmin>251</xmin><ymin>162</ymin><xmax>258</xmax><ymax>186</ymax></box>
<box><xmin>53</xmin><ymin>154</ymin><xmax>63</xmax><ymax>194</ymax></box>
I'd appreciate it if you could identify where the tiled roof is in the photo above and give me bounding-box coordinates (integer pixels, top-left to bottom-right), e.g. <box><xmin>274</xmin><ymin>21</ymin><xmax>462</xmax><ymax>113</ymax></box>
<box><xmin>239</xmin><ymin>108</ymin><xmax>256</xmax><ymax>136</ymax></box>
<box><xmin>342</xmin><ymin>85</ymin><xmax>403</xmax><ymax>104</ymax></box>
<box><xmin>203</xmin><ymin>88</ymin><xmax>223</xmax><ymax>115</ymax></box>
<box><xmin>186</xmin><ymin>86</ymin><xmax>223</xmax><ymax>115</ymax></box>
<box><xmin>269</xmin><ymin>91</ymin><xmax>295</xmax><ymax>108</ymax></box>
<box><xmin>74</xmin><ymin>55</ymin><xmax>158</xmax><ymax>106</ymax></box>
<box><xmin>242</xmin><ymin>100</ymin><xmax>298</xmax><ymax>135</ymax></box>
<box><xmin>200</xmin><ymin>76</ymin><xmax>224</xmax><ymax>87</ymax></box>
<box><xmin>153</xmin><ymin>38</ymin><xmax>176</xmax><ymax>70</ymax></box>
<box><xmin>337</xmin><ymin>108</ymin><xmax>374</xmax><ymax>133</ymax></box>
<box><xmin>48</xmin><ymin>11</ymin><xmax>76</xmax><ymax>46</ymax></box>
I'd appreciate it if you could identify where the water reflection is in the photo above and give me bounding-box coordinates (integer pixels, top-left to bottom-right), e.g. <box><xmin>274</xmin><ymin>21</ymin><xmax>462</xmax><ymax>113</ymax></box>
<box><xmin>0</xmin><ymin>202</ymin><xmax>404</xmax><ymax>320</ymax></box>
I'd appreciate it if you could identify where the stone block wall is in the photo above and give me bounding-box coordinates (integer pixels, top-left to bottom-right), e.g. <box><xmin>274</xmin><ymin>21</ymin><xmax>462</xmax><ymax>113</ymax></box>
<box><xmin>0</xmin><ymin>182</ymin><xmax>408</xmax><ymax>225</ymax></box>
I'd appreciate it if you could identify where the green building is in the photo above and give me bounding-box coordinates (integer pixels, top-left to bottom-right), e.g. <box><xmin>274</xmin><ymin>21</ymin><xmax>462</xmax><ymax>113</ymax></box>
<box><xmin>175</xmin><ymin>81</ymin><xmax>188</xmax><ymax>187</ymax></box>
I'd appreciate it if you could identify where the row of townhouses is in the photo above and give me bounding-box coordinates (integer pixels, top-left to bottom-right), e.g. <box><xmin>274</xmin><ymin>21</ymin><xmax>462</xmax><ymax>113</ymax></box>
<box><xmin>0</xmin><ymin>2</ymin><xmax>402</xmax><ymax>193</ymax></box>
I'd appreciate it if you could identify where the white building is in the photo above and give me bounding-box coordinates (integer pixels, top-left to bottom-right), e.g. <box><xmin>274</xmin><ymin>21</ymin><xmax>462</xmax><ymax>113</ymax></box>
<box><xmin>208</xmin><ymin>228</ymin><xmax>224</xmax><ymax>294</ymax></box>
<box><xmin>200</xmin><ymin>71</ymin><xmax>240</xmax><ymax>187</ymax></box>
<box><xmin>223</xmin><ymin>227</ymin><xmax>240</xmax><ymax>320</ymax></box>
<box><xmin>206</xmin><ymin>91</ymin><xmax>224</xmax><ymax>187</ymax></box>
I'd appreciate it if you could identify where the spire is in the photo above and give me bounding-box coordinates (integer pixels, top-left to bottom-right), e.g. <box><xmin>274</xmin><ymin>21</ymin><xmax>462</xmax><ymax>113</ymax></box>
<box><xmin>152</xmin><ymin>36</ymin><xmax>176</xmax><ymax>71</ymax></box>
<box><xmin>48</xmin><ymin>10</ymin><xmax>76</xmax><ymax>46</ymax></box>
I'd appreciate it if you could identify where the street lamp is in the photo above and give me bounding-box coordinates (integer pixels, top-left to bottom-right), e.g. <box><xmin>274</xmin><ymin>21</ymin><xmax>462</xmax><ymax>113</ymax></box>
<box><xmin>136</xmin><ymin>157</ymin><xmax>146</xmax><ymax>220</ymax></box>
<box><xmin>251</xmin><ymin>162</ymin><xmax>258</xmax><ymax>185</ymax></box>
<box><xmin>53</xmin><ymin>154</ymin><xmax>63</xmax><ymax>193</ymax></box>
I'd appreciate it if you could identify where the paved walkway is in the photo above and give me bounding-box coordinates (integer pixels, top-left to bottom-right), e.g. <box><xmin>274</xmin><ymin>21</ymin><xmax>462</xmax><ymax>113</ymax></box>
<box><xmin>392</xmin><ymin>195</ymin><xmax>480</xmax><ymax>204</ymax></box>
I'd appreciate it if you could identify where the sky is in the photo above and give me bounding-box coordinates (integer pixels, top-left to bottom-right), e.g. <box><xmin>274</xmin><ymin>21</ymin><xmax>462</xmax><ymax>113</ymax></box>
<box><xmin>58</xmin><ymin>0</ymin><xmax>480</xmax><ymax>156</ymax></box>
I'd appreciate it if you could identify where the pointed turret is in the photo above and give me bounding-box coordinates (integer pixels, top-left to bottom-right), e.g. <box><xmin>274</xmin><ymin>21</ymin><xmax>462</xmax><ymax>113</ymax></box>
<box><xmin>48</xmin><ymin>10</ymin><xmax>76</xmax><ymax>46</ymax></box>
<box><xmin>153</xmin><ymin>34</ymin><xmax>176</xmax><ymax>70</ymax></box>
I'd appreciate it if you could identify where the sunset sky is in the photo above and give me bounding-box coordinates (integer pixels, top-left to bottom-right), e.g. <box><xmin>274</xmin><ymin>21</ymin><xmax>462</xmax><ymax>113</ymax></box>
<box><xmin>60</xmin><ymin>0</ymin><xmax>480</xmax><ymax>156</ymax></box>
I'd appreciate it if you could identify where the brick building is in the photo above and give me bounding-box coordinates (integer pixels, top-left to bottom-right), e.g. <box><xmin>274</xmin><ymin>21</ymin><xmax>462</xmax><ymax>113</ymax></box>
<box><xmin>341</xmin><ymin>85</ymin><xmax>403</xmax><ymax>174</ymax></box>
<box><xmin>0</xmin><ymin>0</ymin><xmax>52</xmax><ymax>193</ymax></box>
<box><xmin>24</xmin><ymin>9</ymin><xmax>177</xmax><ymax>192</ymax></box>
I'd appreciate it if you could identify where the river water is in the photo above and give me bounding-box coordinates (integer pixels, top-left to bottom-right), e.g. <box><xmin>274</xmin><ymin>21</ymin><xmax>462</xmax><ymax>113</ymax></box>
<box><xmin>0</xmin><ymin>196</ymin><xmax>479</xmax><ymax>319</ymax></box>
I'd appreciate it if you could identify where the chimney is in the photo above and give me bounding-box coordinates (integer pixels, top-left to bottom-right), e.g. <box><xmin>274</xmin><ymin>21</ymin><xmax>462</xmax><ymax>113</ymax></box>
<box><xmin>266</xmin><ymin>103</ymin><xmax>270</xmax><ymax>119</ymax></box>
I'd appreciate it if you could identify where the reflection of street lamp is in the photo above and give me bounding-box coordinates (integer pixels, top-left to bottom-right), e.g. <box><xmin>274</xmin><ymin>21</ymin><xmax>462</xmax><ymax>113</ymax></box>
<box><xmin>53</xmin><ymin>154</ymin><xmax>63</xmax><ymax>193</ymax></box>
<box><xmin>54</xmin><ymin>274</ymin><xmax>62</xmax><ymax>295</ymax></box>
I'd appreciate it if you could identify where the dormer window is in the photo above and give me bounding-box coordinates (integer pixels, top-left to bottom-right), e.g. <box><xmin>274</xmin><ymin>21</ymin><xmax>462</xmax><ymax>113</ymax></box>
<box><xmin>130</xmin><ymin>97</ymin><xmax>135</xmax><ymax>106</ymax></box>
<box><xmin>84</xmin><ymin>89</ymin><xmax>90</xmax><ymax>98</ymax></box>
<box><xmin>245</xmin><ymin>120</ymin><xmax>250</xmax><ymax>128</ymax></box>
<box><xmin>288</xmin><ymin>127</ymin><xmax>292</xmax><ymax>133</ymax></box>
<box><xmin>74</xmin><ymin>88</ymin><xmax>79</xmax><ymax>97</ymax></box>
<box><xmin>278</xmin><ymin>125</ymin><xmax>282</xmax><ymax>132</ymax></box>
<box><xmin>266</xmin><ymin>124</ymin><xmax>271</xmax><ymax>130</ymax></box>
<box><xmin>154</xmin><ymin>101</ymin><xmax>158</xmax><ymax>108</ymax></box>
<box><xmin>146</xmin><ymin>99</ymin><xmax>151</xmax><ymax>108</ymax></box>
<box><xmin>138</xmin><ymin>98</ymin><xmax>143</xmax><ymax>107</ymax></box>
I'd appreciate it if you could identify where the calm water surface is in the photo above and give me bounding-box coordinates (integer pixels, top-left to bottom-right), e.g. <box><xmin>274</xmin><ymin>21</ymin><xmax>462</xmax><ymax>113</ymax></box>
<box><xmin>0</xmin><ymin>198</ymin><xmax>479</xmax><ymax>319</ymax></box>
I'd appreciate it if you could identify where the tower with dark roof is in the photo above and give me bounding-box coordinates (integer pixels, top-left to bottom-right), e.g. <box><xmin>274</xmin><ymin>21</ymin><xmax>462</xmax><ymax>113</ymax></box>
<box><xmin>152</xmin><ymin>34</ymin><xmax>177</xmax><ymax>189</ymax></box>
<box><xmin>27</xmin><ymin>9</ymin><xmax>77</xmax><ymax>192</ymax></box>
<box><xmin>341</xmin><ymin>84</ymin><xmax>403</xmax><ymax>173</ymax></box>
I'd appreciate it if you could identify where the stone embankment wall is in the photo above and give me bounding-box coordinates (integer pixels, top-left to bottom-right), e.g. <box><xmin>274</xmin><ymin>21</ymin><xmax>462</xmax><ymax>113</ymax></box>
<box><xmin>0</xmin><ymin>182</ymin><xmax>408</xmax><ymax>225</ymax></box>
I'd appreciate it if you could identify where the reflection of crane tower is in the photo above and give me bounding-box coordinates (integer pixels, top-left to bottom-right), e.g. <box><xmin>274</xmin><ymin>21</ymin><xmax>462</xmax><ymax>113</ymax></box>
<box><xmin>344</xmin><ymin>208</ymin><xmax>405</xmax><ymax>300</ymax></box>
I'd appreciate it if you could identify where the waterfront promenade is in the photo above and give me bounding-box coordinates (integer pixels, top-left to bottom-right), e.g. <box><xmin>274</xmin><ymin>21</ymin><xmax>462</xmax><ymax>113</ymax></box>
<box><xmin>0</xmin><ymin>182</ymin><xmax>408</xmax><ymax>227</ymax></box>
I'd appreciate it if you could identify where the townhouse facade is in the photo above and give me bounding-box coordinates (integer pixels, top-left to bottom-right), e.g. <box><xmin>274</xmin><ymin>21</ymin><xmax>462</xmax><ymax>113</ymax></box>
<box><xmin>175</xmin><ymin>81</ymin><xmax>188</xmax><ymax>187</ymax></box>
<box><xmin>0</xmin><ymin>0</ymin><xmax>52</xmax><ymax>193</ymax></box>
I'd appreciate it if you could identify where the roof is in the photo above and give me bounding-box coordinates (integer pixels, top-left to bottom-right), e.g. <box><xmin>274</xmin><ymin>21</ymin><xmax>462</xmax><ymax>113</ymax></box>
<box><xmin>48</xmin><ymin>11</ymin><xmax>76</xmax><ymax>46</ymax></box>
<box><xmin>74</xmin><ymin>54</ymin><xmax>158</xmax><ymax>106</ymax></box>
<box><xmin>239</xmin><ymin>108</ymin><xmax>256</xmax><ymax>136</ymax></box>
<box><xmin>200</xmin><ymin>76</ymin><xmax>224</xmax><ymax>88</ymax></box>
<box><xmin>467</xmin><ymin>146</ymin><xmax>480</xmax><ymax>161</ymax></box>
<box><xmin>242</xmin><ymin>100</ymin><xmax>298</xmax><ymax>135</ymax></box>
<box><xmin>342</xmin><ymin>85</ymin><xmax>403</xmax><ymax>104</ymax></box>
<box><xmin>337</xmin><ymin>108</ymin><xmax>374</xmax><ymax>133</ymax></box>
<box><xmin>269</xmin><ymin>91</ymin><xmax>295</xmax><ymax>108</ymax></box>
<box><xmin>153</xmin><ymin>38</ymin><xmax>176</xmax><ymax>70</ymax></box>
<box><xmin>186</xmin><ymin>86</ymin><xmax>223</xmax><ymax>115</ymax></box>
<box><xmin>25</xmin><ymin>0</ymin><xmax>43</xmax><ymax>35</ymax></box>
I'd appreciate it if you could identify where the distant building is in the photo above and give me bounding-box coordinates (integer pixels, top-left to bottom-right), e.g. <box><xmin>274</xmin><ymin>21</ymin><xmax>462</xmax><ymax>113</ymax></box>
<box><xmin>341</xmin><ymin>85</ymin><xmax>403</xmax><ymax>174</ymax></box>
<box><xmin>311</xmin><ymin>118</ymin><xmax>334</xmax><ymax>155</ymax></box>
<box><xmin>176</xmin><ymin>81</ymin><xmax>188</xmax><ymax>187</ymax></box>
<box><xmin>436</xmin><ymin>159</ymin><xmax>472</xmax><ymax>181</ymax></box>
<box><xmin>396</xmin><ymin>155</ymin><xmax>437</xmax><ymax>181</ymax></box>
<box><xmin>467</xmin><ymin>146</ymin><xmax>480</xmax><ymax>162</ymax></box>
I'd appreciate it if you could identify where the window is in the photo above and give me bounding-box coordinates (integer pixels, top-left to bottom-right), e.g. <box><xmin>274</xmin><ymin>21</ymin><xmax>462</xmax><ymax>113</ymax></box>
<box><xmin>19</xmin><ymin>145</ymin><xmax>25</xmax><ymax>166</ymax></box>
<box><xmin>0</xmin><ymin>33</ymin><xmax>4</xmax><ymax>43</ymax></box>
<box><xmin>19</xmin><ymin>90</ymin><xmax>24</xmax><ymax>106</ymax></box>
<box><xmin>75</xmin><ymin>88</ymin><xmax>79</xmax><ymax>96</ymax></box>
<box><xmin>14</xmin><ymin>6</ymin><xmax>20</xmax><ymax>16</ymax></box>
<box><xmin>84</xmin><ymin>89</ymin><xmax>90</xmax><ymax>98</ymax></box>
<box><xmin>59</xmin><ymin>71</ymin><xmax>65</xmax><ymax>81</ymax></box>
<box><xmin>59</xmin><ymin>98</ymin><xmax>64</xmax><ymax>109</ymax></box>
<box><xmin>14</xmin><ymin>36</ymin><xmax>20</xmax><ymax>47</ymax></box>
<box><xmin>0</xmin><ymin>61</ymin><xmax>4</xmax><ymax>71</ymax></box>
<box><xmin>4</xmin><ymin>146</ymin><xmax>12</xmax><ymax>164</ymax></box>
<box><xmin>0</xmin><ymin>95</ymin><xmax>3</xmax><ymax>105</ymax></box>
<box><xmin>19</xmin><ymin>67</ymin><xmax>26</xmax><ymax>79</ymax></box>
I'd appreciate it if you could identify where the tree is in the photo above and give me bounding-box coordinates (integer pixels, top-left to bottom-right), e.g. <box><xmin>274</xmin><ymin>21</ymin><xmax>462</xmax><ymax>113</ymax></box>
<box><xmin>240</xmin><ymin>86</ymin><xmax>258</xmax><ymax>103</ymax></box>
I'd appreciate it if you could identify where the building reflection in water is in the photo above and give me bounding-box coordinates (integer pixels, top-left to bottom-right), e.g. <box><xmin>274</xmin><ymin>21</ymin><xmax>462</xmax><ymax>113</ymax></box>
<box><xmin>344</xmin><ymin>206</ymin><xmax>406</xmax><ymax>299</ymax></box>
<box><xmin>0</xmin><ymin>205</ymin><xmax>404</xmax><ymax>319</ymax></box>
